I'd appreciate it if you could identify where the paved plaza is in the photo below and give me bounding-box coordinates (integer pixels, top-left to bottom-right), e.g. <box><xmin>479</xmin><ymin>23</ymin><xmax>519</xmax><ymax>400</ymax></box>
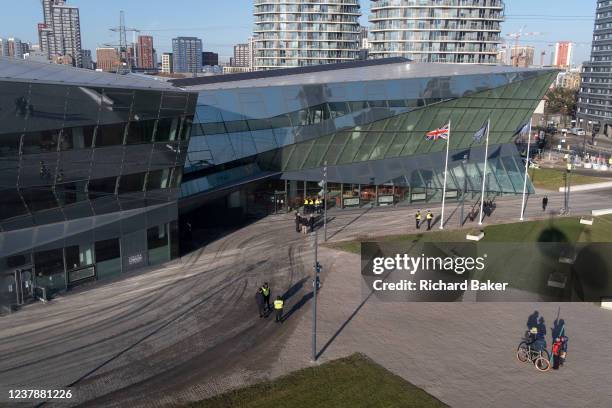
<box><xmin>1</xmin><ymin>189</ymin><xmax>611</xmax><ymax>407</ymax></box>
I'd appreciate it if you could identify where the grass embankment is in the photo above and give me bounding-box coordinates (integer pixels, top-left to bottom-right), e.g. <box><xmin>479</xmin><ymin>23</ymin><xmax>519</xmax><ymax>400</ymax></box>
<box><xmin>528</xmin><ymin>167</ymin><xmax>609</xmax><ymax>191</ymax></box>
<box><xmin>190</xmin><ymin>353</ymin><xmax>447</xmax><ymax>408</ymax></box>
<box><xmin>325</xmin><ymin>215</ymin><xmax>612</xmax><ymax>255</ymax></box>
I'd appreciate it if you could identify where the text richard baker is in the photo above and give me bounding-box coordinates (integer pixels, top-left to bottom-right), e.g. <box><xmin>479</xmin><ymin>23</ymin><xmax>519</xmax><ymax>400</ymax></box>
<box><xmin>372</xmin><ymin>279</ymin><xmax>508</xmax><ymax>292</ymax></box>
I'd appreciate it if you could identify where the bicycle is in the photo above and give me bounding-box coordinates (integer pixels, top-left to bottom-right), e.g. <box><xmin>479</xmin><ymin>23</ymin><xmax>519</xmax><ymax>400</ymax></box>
<box><xmin>516</xmin><ymin>336</ymin><xmax>551</xmax><ymax>372</ymax></box>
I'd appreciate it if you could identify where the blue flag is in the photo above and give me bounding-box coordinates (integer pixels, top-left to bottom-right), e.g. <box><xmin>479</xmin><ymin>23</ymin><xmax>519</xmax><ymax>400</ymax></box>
<box><xmin>473</xmin><ymin>121</ymin><xmax>488</xmax><ymax>143</ymax></box>
<box><xmin>514</xmin><ymin>122</ymin><xmax>530</xmax><ymax>135</ymax></box>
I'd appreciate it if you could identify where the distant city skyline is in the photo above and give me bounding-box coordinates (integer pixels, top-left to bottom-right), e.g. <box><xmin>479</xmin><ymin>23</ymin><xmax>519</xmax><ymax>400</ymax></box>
<box><xmin>0</xmin><ymin>0</ymin><xmax>596</xmax><ymax>65</ymax></box>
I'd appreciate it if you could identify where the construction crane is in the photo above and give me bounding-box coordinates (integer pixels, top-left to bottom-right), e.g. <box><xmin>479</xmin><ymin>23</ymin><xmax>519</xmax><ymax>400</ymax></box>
<box><xmin>104</xmin><ymin>10</ymin><xmax>140</xmax><ymax>73</ymax></box>
<box><xmin>506</xmin><ymin>26</ymin><xmax>543</xmax><ymax>67</ymax></box>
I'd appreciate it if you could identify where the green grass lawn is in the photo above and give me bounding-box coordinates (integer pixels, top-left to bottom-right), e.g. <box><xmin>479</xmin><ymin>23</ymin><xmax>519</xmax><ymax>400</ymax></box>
<box><xmin>190</xmin><ymin>353</ymin><xmax>447</xmax><ymax>408</ymax></box>
<box><xmin>325</xmin><ymin>215</ymin><xmax>612</xmax><ymax>255</ymax></box>
<box><xmin>528</xmin><ymin>167</ymin><xmax>609</xmax><ymax>191</ymax></box>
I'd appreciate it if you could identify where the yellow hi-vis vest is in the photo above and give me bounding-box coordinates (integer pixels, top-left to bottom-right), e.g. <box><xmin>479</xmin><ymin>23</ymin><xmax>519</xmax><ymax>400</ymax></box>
<box><xmin>315</xmin><ymin>199</ymin><xmax>320</xmax><ymax>205</ymax></box>
<box><xmin>304</xmin><ymin>199</ymin><xmax>309</xmax><ymax>205</ymax></box>
<box><xmin>262</xmin><ymin>287</ymin><xmax>270</xmax><ymax>296</ymax></box>
<box><xmin>274</xmin><ymin>299</ymin><xmax>284</xmax><ymax>309</ymax></box>
<box><xmin>416</xmin><ymin>213</ymin><xmax>422</xmax><ymax>220</ymax></box>
<box><xmin>309</xmin><ymin>199</ymin><xmax>314</xmax><ymax>205</ymax></box>
<box><xmin>426</xmin><ymin>212</ymin><xmax>433</xmax><ymax>220</ymax></box>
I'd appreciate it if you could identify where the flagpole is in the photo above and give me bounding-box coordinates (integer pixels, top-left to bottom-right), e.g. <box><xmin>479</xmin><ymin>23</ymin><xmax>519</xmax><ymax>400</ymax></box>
<box><xmin>440</xmin><ymin>120</ymin><xmax>450</xmax><ymax>230</ymax></box>
<box><xmin>520</xmin><ymin>120</ymin><xmax>532</xmax><ymax>221</ymax></box>
<box><xmin>478</xmin><ymin>119</ymin><xmax>490</xmax><ymax>225</ymax></box>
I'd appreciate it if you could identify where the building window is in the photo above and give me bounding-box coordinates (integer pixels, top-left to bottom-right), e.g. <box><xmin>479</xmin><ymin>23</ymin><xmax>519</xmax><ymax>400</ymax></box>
<box><xmin>21</xmin><ymin>129</ymin><xmax>61</xmax><ymax>154</ymax></box>
<box><xmin>118</xmin><ymin>172</ymin><xmax>146</xmax><ymax>194</ymax></box>
<box><xmin>147</xmin><ymin>224</ymin><xmax>170</xmax><ymax>265</ymax></box>
<box><xmin>60</xmin><ymin>126</ymin><xmax>95</xmax><ymax>150</ymax></box>
<box><xmin>156</xmin><ymin>117</ymin><xmax>179</xmax><ymax>141</ymax></box>
<box><xmin>95</xmin><ymin>123</ymin><xmax>126</xmax><ymax>147</ymax></box>
<box><xmin>88</xmin><ymin>176</ymin><xmax>118</xmax><ymax>199</ymax></box>
<box><xmin>95</xmin><ymin>238</ymin><xmax>121</xmax><ymax>279</ymax></box>
<box><xmin>34</xmin><ymin>248</ymin><xmax>66</xmax><ymax>293</ymax></box>
<box><xmin>65</xmin><ymin>243</ymin><xmax>94</xmax><ymax>270</ymax></box>
<box><xmin>126</xmin><ymin>119</ymin><xmax>156</xmax><ymax>144</ymax></box>
<box><xmin>146</xmin><ymin>168</ymin><xmax>171</xmax><ymax>190</ymax></box>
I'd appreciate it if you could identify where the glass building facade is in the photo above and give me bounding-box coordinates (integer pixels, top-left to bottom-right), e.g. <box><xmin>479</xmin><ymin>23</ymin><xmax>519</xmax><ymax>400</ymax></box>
<box><xmin>175</xmin><ymin>59</ymin><xmax>556</xmax><ymax>213</ymax></box>
<box><xmin>369</xmin><ymin>0</ymin><xmax>505</xmax><ymax>64</ymax></box>
<box><xmin>253</xmin><ymin>0</ymin><xmax>362</xmax><ymax>69</ymax></box>
<box><xmin>0</xmin><ymin>58</ymin><xmax>196</xmax><ymax>310</ymax></box>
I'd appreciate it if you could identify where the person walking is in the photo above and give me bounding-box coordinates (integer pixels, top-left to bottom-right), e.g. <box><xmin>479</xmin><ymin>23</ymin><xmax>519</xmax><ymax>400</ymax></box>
<box><xmin>274</xmin><ymin>296</ymin><xmax>284</xmax><ymax>323</ymax></box>
<box><xmin>426</xmin><ymin>210</ymin><xmax>433</xmax><ymax>230</ymax></box>
<box><xmin>542</xmin><ymin>195</ymin><xmax>548</xmax><ymax>212</ymax></box>
<box><xmin>295</xmin><ymin>213</ymin><xmax>301</xmax><ymax>233</ymax></box>
<box><xmin>255</xmin><ymin>288</ymin><xmax>266</xmax><ymax>318</ymax></box>
<box><xmin>261</xmin><ymin>283</ymin><xmax>271</xmax><ymax>312</ymax></box>
<box><xmin>309</xmin><ymin>214</ymin><xmax>315</xmax><ymax>233</ymax></box>
<box><xmin>415</xmin><ymin>210</ymin><xmax>422</xmax><ymax>229</ymax></box>
<box><xmin>303</xmin><ymin>197</ymin><xmax>309</xmax><ymax>214</ymax></box>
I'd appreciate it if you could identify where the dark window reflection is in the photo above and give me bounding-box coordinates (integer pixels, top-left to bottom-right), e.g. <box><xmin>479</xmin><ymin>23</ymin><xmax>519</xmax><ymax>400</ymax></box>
<box><xmin>95</xmin><ymin>238</ymin><xmax>120</xmax><ymax>262</ymax></box>
<box><xmin>127</xmin><ymin>120</ymin><xmax>156</xmax><ymax>144</ymax></box>
<box><xmin>201</xmin><ymin>122</ymin><xmax>226</xmax><ymax>135</ymax></box>
<box><xmin>146</xmin><ymin>168</ymin><xmax>171</xmax><ymax>190</ymax></box>
<box><xmin>20</xmin><ymin>187</ymin><xmax>58</xmax><ymax>212</ymax></box>
<box><xmin>56</xmin><ymin>181</ymin><xmax>88</xmax><ymax>205</ymax></box>
<box><xmin>118</xmin><ymin>172</ymin><xmax>146</xmax><ymax>194</ymax></box>
<box><xmin>88</xmin><ymin>176</ymin><xmax>117</xmax><ymax>199</ymax></box>
<box><xmin>65</xmin><ymin>243</ymin><xmax>94</xmax><ymax>270</ymax></box>
<box><xmin>179</xmin><ymin>116</ymin><xmax>193</xmax><ymax>140</ymax></box>
<box><xmin>0</xmin><ymin>133</ymin><xmax>22</xmax><ymax>156</ymax></box>
<box><xmin>22</xmin><ymin>129</ymin><xmax>61</xmax><ymax>154</ymax></box>
<box><xmin>0</xmin><ymin>189</ymin><xmax>28</xmax><ymax>220</ymax></box>
<box><xmin>103</xmin><ymin>89</ymin><xmax>133</xmax><ymax>109</ymax></box>
<box><xmin>34</xmin><ymin>248</ymin><xmax>64</xmax><ymax>277</ymax></box>
<box><xmin>225</xmin><ymin>120</ymin><xmax>249</xmax><ymax>133</ymax></box>
<box><xmin>60</xmin><ymin>126</ymin><xmax>95</xmax><ymax>150</ymax></box>
<box><xmin>96</xmin><ymin>123</ymin><xmax>126</xmax><ymax>147</ymax></box>
<box><xmin>147</xmin><ymin>224</ymin><xmax>168</xmax><ymax>250</ymax></box>
<box><xmin>156</xmin><ymin>117</ymin><xmax>179</xmax><ymax>141</ymax></box>
<box><xmin>170</xmin><ymin>167</ymin><xmax>183</xmax><ymax>187</ymax></box>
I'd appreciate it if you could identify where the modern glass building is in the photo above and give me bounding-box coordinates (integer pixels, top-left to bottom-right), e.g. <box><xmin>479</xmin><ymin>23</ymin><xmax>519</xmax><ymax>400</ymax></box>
<box><xmin>173</xmin><ymin>58</ymin><xmax>557</xmax><ymax>217</ymax></box>
<box><xmin>253</xmin><ymin>0</ymin><xmax>361</xmax><ymax>70</ymax></box>
<box><xmin>0</xmin><ymin>57</ymin><xmax>196</xmax><ymax>310</ymax></box>
<box><xmin>577</xmin><ymin>0</ymin><xmax>612</xmax><ymax>134</ymax></box>
<box><xmin>369</xmin><ymin>0</ymin><xmax>505</xmax><ymax>64</ymax></box>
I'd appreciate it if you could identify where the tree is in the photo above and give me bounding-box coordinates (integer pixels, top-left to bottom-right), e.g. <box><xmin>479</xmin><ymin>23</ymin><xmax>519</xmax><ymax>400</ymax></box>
<box><xmin>544</xmin><ymin>87</ymin><xmax>577</xmax><ymax>127</ymax></box>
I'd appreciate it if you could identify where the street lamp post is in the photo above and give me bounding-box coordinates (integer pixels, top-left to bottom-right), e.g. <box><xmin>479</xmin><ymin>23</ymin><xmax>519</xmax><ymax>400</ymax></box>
<box><xmin>312</xmin><ymin>231</ymin><xmax>318</xmax><ymax>362</ymax></box>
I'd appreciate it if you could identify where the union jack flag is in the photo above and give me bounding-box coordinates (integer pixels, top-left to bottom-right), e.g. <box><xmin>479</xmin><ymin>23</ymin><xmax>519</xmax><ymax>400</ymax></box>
<box><xmin>426</xmin><ymin>124</ymin><xmax>450</xmax><ymax>141</ymax></box>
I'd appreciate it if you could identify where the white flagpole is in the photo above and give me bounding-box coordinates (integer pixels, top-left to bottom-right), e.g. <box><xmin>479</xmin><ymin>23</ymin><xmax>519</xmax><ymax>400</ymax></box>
<box><xmin>478</xmin><ymin>119</ymin><xmax>490</xmax><ymax>225</ymax></box>
<box><xmin>520</xmin><ymin>120</ymin><xmax>532</xmax><ymax>221</ymax></box>
<box><xmin>439</xmin><ymin>120</ymin><xmax>450</xmax><ymax>230</ymax></box>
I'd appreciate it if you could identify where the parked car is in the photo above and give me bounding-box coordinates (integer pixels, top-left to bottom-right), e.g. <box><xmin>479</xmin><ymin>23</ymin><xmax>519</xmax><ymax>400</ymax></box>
<box><xmin>571</xmin><ymin>127</ymin><xmax>586</xmax><ymax>136</ymax></box>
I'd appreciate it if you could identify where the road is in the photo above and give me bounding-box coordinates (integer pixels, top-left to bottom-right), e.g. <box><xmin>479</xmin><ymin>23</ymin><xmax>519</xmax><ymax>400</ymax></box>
<box><xmin>0</xmin><ymin>188</ymin><xmax>611</xmax><ymax>407</ymax></box>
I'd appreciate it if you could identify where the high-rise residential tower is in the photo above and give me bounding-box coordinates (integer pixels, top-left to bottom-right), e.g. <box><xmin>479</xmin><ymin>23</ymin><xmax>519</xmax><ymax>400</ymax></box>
<box><xmin>553</xmin><ymin>41</ymin><xmax>573</xmax><ymax>68</ymax></box>
<box><xmin>253</xmin><ymin>0</ymin><xmax>361</xmax><ymax>70</ymax></box>
<box><xmin>38</xmin><ymin>0</ymin><xmax>82</xmax><ymax>67</ymax></box>
<box><xmin>578</xmin><ymin>1</ymin><xmax>612</xmax><ymax>133</ymax></box>
<box><xmin>172</xmin><ymin>37</ymin><xmax>203</xmax><ymax>73</ymax></box>
<box><xmin>161</xmin><ymin>52</ymin><xmax>173</xmax><ymax>73</ymax></box>
<box><xmin>136</xmin><ymin>35</ymin><xmax>155</xmax><ymax>69</ymax></box>
<box><xmin>369</xmin><ymin>0</ymin><xmax>505</xmax><ymax>64</ymax></box>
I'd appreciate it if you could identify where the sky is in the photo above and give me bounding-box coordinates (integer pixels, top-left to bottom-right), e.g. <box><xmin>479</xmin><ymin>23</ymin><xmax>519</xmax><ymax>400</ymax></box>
<box><xmin>0</xmin><ymin>0</ymin><xmax>596</xmax><ymax>65</ymax></box>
